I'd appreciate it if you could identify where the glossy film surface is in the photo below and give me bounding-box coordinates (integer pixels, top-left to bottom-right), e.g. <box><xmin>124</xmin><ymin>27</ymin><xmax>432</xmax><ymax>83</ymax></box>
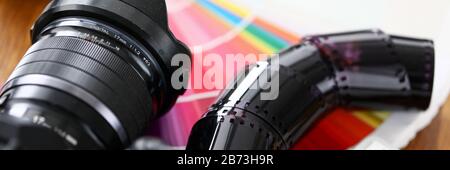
<box><xmin>187</xmin><ymin>30</ymin><xmax>434</xmax><ymax>150</ymax></box>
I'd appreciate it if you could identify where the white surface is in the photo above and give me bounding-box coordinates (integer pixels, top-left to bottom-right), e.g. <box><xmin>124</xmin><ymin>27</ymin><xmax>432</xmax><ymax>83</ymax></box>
<box><xmin>230</xmin><ymin>0</ymin><xmax>450</xmax><ymax>149</ymax></box>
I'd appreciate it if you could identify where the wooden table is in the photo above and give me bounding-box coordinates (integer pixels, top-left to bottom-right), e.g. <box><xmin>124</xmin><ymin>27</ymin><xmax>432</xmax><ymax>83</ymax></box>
<box><xmin>1</xmin><ymin>0</ymin><xmax>449</xmax><ymax>149</ymax></box>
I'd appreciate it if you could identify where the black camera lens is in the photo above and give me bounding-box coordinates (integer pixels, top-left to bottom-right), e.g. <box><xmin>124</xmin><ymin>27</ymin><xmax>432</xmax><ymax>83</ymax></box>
<box><xmin>0</xmin><ymin>0</ymin><xmax>190</xmax><ymax>149</ymax></box>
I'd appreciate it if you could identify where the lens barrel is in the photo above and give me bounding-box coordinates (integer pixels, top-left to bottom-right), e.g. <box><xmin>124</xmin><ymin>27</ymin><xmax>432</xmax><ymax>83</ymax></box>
<box><xmin>0</xmin><ymin>0</ymin><xmax>190</xmax><ymax>149</ymax></box>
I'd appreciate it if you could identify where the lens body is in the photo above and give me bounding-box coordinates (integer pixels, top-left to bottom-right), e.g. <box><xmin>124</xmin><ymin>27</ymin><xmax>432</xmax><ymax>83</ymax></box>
<box><xmin>186</xmin><ymin>30</ymin><xmax>434</xmax><ymax>150</ymax></box>
<box><xmin>0</xmin><ymin>0</ymin><xmax>190</xmax><ymax>149</ymax></box>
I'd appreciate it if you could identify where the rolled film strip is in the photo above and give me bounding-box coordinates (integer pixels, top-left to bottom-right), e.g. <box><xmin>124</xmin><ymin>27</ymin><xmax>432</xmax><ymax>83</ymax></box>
<box><xmin>151</xmin><ymin>0</ymin><xmax>414</xmax><ymax>150</ymax></box>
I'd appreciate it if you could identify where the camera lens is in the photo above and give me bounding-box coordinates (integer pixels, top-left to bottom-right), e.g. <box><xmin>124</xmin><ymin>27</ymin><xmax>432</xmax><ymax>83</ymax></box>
<box><xmin>0</xmin><ymin>0</ymin><xmax>190</xmax><ymax>149</ymax></box>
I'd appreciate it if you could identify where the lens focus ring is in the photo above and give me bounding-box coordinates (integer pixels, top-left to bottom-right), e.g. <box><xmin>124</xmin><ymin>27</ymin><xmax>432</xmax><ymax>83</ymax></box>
<box><xmin>6</xmin><ymin>36</ymin><xmax>154</xmax><ymax>143</ymax></box>
<box><xmin>24</xmin><ymin>36</ymin><xmax>153</xmax><ymax>121</ymax></box>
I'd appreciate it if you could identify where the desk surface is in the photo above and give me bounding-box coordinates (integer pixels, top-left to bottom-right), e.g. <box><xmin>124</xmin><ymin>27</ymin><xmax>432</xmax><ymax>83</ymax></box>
<box><xmin>0</xmin><ymin>0</ymin><xmax>448</xmax><ymax>149</ymax></box>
